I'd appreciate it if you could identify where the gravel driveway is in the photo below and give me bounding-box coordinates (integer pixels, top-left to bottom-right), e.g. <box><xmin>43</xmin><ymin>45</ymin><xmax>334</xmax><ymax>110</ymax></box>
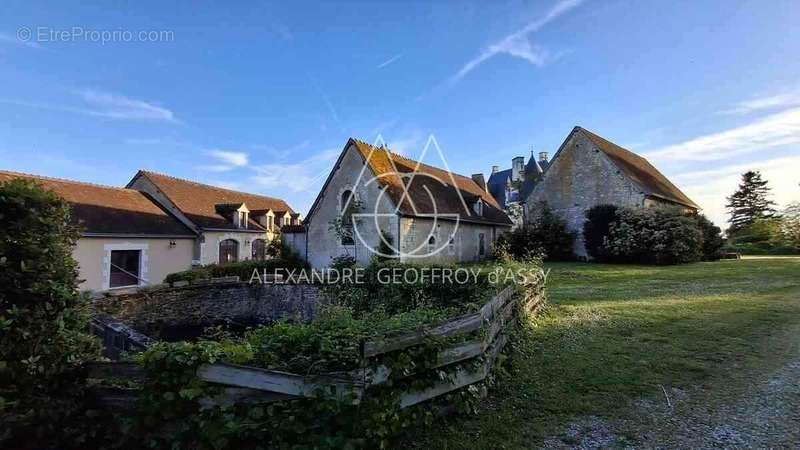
<box><xmin>544</xmin><ymin>351</ymin><xmax>800</xmax><ymax>448</ymax></box>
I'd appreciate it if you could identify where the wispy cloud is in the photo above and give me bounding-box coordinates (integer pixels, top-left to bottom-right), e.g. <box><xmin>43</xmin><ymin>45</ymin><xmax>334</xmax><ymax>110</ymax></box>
<box><xmin>451</xmin><ymin>0</ymin><xmax>583</xmax><ymax>83</ymax></box>
<box><xmin>646</xmin><ymin>107</ymin><xmax>800</xmax><ymax>161</ymax></box>
<box><xmin>720</xmin><ymin>89</ymin><xmax>800</xmax><ymax>115</ymax></box>
<box><xmin>387</xmin><ymin>130</ymin><xmax>424</xmax><ymax>156</ymax></box>
<box><xmin>198</xmin><ymin>150</ymin><xmax>250</xmax><ymax>172</ymax></box>
<box><xmin>377</xmin><ymin>53</ymin><xmax>403</xmax><ymax>69</ymax></box>
<box><xmin>0</xmin><ymin>32</ymin><xmax>43</xmax><ymax>50</ymax></box>
<box><xmin>250</xmin><ymin>148</ymin><xmax>340</xmax><ymax>193</ymax></box>
<box><xmin>674</xmin><ymin>155</ymin><xmax>800</xmax><ymax>228</ymax></box>
<box><xmin>79</xmin><ymin>89</ymin><xmax>176</xmax><ymax>122</ymax></box>
<box><xmin>0</xmin><ymin>89</ymin><xmax>177</xmax><ymax>122</ymax></box>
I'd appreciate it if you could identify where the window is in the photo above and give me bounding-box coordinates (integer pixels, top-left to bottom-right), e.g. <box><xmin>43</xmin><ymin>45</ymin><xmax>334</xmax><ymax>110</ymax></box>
<box><xmin>219</xmin><ymin>239</ymin><xmax>239</xmax><ymax>264</ymax></box>
<box><xmin>267</xmin><ymin>215</ymin><xmax>274</xmax><ymax>231</ymax></box>
<box><xmin>427</xmin><ymin>235</ymin><xmax>436</xmax><ymax>253</ymax></box>
<box><xmin>282</xmin><ymin>216</ymin><xmax>289</xmax><ymax>227</ymax></box>
<box><xmin>251</xmin><ymin>239</ymin><xmax>267</xmax><ymax>261</ymax></box>
<box><xmin>109</xmin><ymin>250</ymin><xmax>141</xmax><ymax>288</ymax></box>
<box><xmin>478</xmin><ymin>233</ymin><xmax>485</xmax><ymax>257</ymax></box>
<box><xmin>473</xmin><ymin>200</ymin><xmax>484</xmax><ymax>216</ymax></box>
<box><xmin>448</xmin><ymin>235</ymin><xmax>455</xmax><ymax>253</ymax></box>
<box><xmin>238</xmin><ymin>211</ymin><xmax>248</xmax><ymax>229</ymax></box>
<box><xmin>340</xmin><ymin>190</ymin><xmax>354</xmax><ymax>245</ymax></box>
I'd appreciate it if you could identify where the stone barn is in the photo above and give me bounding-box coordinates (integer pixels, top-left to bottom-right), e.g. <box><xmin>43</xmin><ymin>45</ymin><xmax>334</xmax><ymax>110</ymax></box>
<box><xmin>524</xmin><ymin>126</ymin><xmax>699</xmax><ymax>258</ymax></box>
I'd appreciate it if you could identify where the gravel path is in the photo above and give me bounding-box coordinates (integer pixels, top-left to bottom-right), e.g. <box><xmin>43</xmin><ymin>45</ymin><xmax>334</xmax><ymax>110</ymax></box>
<box><xmin>544</xmin><ymin>353</ymin><xmax>800</xmax><ymax>448</ymax></box>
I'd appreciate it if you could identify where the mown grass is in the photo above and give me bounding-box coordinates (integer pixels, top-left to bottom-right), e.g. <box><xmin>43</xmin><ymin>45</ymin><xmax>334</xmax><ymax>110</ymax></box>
<box><xmin>413</xmin><ymin>257</ymin><xmax>800</xmax><ymax>448</ymax></box>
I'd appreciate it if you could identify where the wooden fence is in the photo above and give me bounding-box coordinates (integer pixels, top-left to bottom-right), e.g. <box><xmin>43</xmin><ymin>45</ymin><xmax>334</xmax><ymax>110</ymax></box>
<box><xmin>87</xmin><ymin>275</ymin><xmax>546</xmax><ymax>410</ymax></box>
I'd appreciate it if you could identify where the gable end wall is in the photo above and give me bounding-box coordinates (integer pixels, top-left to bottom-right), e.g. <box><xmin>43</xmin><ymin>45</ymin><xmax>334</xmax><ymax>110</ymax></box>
<box><xmin>525</xmin><ymin>131</ymin><xmax>646</xmax><ymax>257</ymax></box>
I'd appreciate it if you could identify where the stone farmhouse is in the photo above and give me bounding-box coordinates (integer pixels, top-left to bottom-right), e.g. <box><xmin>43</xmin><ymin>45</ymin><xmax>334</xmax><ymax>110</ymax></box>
<box><xmin>487</xmin><ymin>151</ymin><xmax>550</xmax><ymax>225</ymax></box>
<box><xmin>0</xmin><ymin>170</ymin><xmax>298</xmax><ymax>292</ymax></box>
<box><xmin>523</xmin><ymin>127</ymin><xmax>699</xmax><ymax>257</ymax></box>
<box><xmin>288</xmin><ymin>138</ymin><xmax>513</xmax><ymax>268</ymax></box>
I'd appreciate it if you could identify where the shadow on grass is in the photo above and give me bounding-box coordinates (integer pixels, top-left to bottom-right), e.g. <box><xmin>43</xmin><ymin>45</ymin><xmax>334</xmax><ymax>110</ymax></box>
<box><xmin>414</xmin><ymin>282</ymin><xmax>800</xmax><ymax>449</ymax></box>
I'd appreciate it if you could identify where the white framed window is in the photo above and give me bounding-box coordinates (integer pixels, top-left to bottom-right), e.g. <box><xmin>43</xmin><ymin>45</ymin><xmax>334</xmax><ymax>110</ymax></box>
<box><xmin>427</xmin><ymin>235</ymin><xmax>436</xmax><ymax>253</ymax></box>
<box><xmin>109</xmin><ymin>250</ymin><xmax>141</xmax><ymax>288</ymax></box>
<box><xmin>102</xmin><ymin>243</ymin><xmax>148</xmax><ymax>290</ymax></box>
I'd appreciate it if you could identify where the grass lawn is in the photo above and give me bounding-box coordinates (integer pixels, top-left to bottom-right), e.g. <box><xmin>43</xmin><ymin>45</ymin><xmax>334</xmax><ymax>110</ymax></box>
<box><xmin>413</xmin><ymin>257</ymin><xmax>800</xmax><ymax>448</ymax></box>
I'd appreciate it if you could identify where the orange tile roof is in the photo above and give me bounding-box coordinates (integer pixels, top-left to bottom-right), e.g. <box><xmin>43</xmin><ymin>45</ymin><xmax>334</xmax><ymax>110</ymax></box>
<box><xmin>0</xmin><ymin>170</ymin><xmax>193</xmax><ymax>235</ymax></box>
<box><xmin>132</xmin><ymin>170</ymin><xmax>295</xmax><ymax>230</ymax></box>
<box><xmin>577</xmin><ymin>128</ymin><xmax>700</xmax><ymax>209</ymax></box>
<box><xmin>350</xmin><ymin>139</ymin><xmax>513</xmax><ymax>226</ymax></box>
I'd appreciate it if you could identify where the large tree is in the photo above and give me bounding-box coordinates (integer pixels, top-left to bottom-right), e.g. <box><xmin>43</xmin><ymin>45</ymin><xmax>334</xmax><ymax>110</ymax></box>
<box><xmin>725</xmin><ymin>170</ymin><xmax>776</xmax><ymax>234</ymax></box>
<box><xmin>0</xmin><ymin>179</ymin><xmax>100</xmax><ymax>447</ymax></box>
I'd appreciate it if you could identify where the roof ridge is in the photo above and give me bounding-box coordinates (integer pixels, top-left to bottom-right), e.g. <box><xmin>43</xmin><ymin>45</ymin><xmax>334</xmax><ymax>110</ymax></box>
<box><xmin>139</xmin><ymin>169</ymin><xmax>284</xmax><ymax>202</ymax></box>
<box><xmin>351</xmin><ymin>139</ymin><xmax>478</xmax><ymax>185</ymax></box>
<box><xmin>0</xmin><ymin>169</ymin><xmax>134</xmax><ymax>192</ymax></box>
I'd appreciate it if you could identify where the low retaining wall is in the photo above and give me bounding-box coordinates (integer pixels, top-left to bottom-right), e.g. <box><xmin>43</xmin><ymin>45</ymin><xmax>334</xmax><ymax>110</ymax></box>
<box><xmin>87</xmin><ymin>274</ymin><xmax>547</xmax><ymax>412</ymax></box>
<box><xmin>92</xmin><ymin>280</ymin><xmax>323</xmax><ymax>343</ymax></box>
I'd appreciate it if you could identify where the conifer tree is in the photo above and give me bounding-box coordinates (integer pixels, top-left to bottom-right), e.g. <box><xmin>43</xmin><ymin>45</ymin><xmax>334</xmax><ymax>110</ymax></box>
<box><xmin>726</xmin><ymin>170</ymin><xmax>776</xmax><ymax>233</ymax></box>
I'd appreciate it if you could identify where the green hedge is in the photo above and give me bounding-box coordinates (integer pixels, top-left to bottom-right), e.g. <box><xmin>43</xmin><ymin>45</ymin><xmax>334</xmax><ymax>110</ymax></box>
<box><xmin>583</xmin><ymin>205</ymin><xmax>724</xmax><ymax>264</ymax></box>
<box><xmin>164</xmin><ymin>258</ymin><xmax>308</xmax><ymax>284</ymax></box>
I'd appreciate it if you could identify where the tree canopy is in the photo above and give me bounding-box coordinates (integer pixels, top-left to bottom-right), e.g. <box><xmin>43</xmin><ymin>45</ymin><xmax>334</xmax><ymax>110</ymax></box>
<box><xmin>726</xmin><ymin>170</ymin><xmax>776</xmax><ymax>234</ymax></box>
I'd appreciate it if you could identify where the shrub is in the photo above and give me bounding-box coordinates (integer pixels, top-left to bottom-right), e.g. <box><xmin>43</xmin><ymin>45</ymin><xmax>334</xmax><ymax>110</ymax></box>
<box><xmin>725</xmin><ymin>217</ymin><xmax>799</xmax><ymax>255</ymax></box>
<box><xmin>583</xmin><ymin>204</ymin><xmax>619</xmax><ymax>262</ymax></box>
<box><xmin>604</xmin><ymin>207</ymin><xmax>703</xmax><ymax>265</ymax></box>
<box><xmin>0</xmin><ymin>179</ymin><xmax>100</xmax><ymax>447</ymax></box>
<box><xmin>323</xmin><ymin>259</ymin><xmax>495</xmax><ymax>316</ymax></box>
<box><xmin>695</xmin><ymin>214</ymin><xmax>724</xmax><ymax>261</ymax></box>
<box><xmin>164</xmin><ymin>257</ymin><xmax>308</xmax><ymax>284</ymax></box>
<box><xmin>496</xmin><ymin>202</ymin><xmax>575</xmax><ymax>261</ymax></box>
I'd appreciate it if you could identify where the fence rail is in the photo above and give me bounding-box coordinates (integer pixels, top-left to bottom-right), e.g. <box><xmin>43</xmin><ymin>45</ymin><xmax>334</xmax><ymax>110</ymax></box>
<box><xmin>86</xmin><ymin>276</ymin><xmax>546</xmax><ymax>411</ymax></box>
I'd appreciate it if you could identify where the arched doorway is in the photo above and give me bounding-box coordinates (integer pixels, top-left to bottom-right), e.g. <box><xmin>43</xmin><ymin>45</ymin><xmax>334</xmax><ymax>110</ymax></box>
<box><xmin>219</xmin><ymin>239</ymin><xmax>239</xmax><ymax>264</ymax></box>
<box><xmin>251</xmin><ymin>238</ymin><xmax>267</xmax><ymax>261</ymax></box>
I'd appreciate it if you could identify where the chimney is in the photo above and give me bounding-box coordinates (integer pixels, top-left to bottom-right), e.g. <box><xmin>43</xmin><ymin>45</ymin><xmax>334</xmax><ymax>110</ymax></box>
<box><xmin>471</xmin><ymin>173</ymin><xmax>487</xmax><ymax>192</ymax></box>
<box><xmin>539</xmin><ymin>151</ymin><xmax>549</xmax><ymax>162</ymax></box>
<box><xmin>491</xmin><ymin>165</ymin><xmax>499</xmax><ymax>174</ymax></box>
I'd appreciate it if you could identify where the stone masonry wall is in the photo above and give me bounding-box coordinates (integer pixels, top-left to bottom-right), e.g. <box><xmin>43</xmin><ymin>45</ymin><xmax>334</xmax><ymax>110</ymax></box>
<box><xmin>525</xmin><ymin>131</ymin><xmax>645</xmax><ymax>257</ymax></box>
<box><xmin>92</xmin><ymin>281</ymin><xmax>324</xmax><ymax>340</ymax></box>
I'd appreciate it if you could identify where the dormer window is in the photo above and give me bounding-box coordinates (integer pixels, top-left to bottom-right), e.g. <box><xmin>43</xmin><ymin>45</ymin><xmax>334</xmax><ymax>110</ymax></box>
<box><xmin>238</xmin><ymin>211</ymin><xmax>248</xmax><ymax>229</ymax></box>
<box><xmin>473</xmin><ymin>199</ymin><xmax>484</xmax><ymax>216</ymax></box>
<box><xmin>267</xmin><ymin>215</ymin><xmax>274</xmax><ymax>231</ymax></box>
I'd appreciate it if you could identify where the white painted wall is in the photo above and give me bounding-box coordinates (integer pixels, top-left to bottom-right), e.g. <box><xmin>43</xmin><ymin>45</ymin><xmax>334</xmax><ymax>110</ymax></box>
<box><xmin>73</xmin><ymin>237</ymin><xmax>194</xmax><ymax>292</ymax></box>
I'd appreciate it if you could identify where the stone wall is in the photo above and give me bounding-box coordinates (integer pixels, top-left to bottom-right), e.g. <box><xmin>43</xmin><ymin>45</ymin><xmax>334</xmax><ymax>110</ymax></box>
<box><xmin>92</xmin><ymin>281</ymin><xmax>324</xmax><ymax>341</ymax></box>
<box><xmin>525</xmin><ymin>131</ymin><xmax>645</xmax><ymax>257</ymax></box>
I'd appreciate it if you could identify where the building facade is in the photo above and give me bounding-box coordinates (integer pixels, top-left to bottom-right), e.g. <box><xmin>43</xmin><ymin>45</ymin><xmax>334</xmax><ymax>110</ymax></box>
<box><xmin>524</xmin><ymin>127</ymin><xmax>700</xmax><ymax>257</ymax></box>
<box><xmin>0</xmin><ymin>171</ymin><xmax>195</xmax><ymax>292</ymax></box>
<box><xmin>127</xmin><ymin>170</ymin><xmax>299</xmax><ymax>266</ymax></box>
<box><xmin>290</xmin><ymin>139</ymin><xmax>513</xmax><ymax>268</ymax></box>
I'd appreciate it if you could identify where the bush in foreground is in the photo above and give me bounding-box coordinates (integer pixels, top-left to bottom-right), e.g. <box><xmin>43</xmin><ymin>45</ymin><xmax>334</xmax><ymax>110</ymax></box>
<box><xmin>496</xmin><ymin>202</ymin><xmax>575</xmax><ymax>261</ymax></box>
<box><xmin>583</xmin><ymin>204</ymin><xmax>722</xmax><ymax>264</ymax></box>
<box><xmin>164</xmin><ymin>257</ymin><xmax>308</xmax><ymax>284</ymax></box>
<box><xmin>0</xmin><ymin>179</ymin><xmax>100</xmax><ymax>448</ymax></box>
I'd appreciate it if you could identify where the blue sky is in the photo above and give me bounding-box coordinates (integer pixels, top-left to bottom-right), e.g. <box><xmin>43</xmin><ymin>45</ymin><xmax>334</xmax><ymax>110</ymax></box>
<box><xmin>1</xmin><ymin>0</ymin><xmax>799</xmax><ymax>227</ymax></box>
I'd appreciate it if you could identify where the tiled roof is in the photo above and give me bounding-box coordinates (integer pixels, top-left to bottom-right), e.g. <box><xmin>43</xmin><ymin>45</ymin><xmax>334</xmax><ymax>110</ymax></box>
<box><xmin>0</xmin><ymin>170</ymin><xmax>193</xmax><ymax>236</ymax></box>
<box><xmin>131</xmin><ymin>171</ymin><xmax>295</xmax><ymax>231</ymax></box>
<box><xmin>350</xmin><ymin>139</ymin><xmax>513</xmax><ymax>226</ymax></box>
<box><xmin>576</xmin><ymin>128</ymin><xmax>699</xmax><ymax>209</ymax></box>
